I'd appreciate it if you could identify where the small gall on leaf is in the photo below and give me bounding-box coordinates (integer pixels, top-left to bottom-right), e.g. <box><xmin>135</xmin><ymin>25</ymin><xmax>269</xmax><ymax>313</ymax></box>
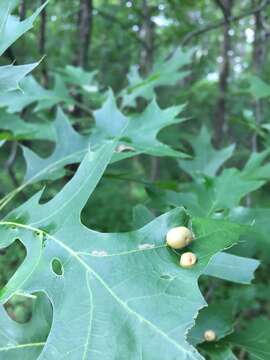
<box><xmin>179</xmin><ymin>252</ymin><xmax>197</xmax><ymax>268</ymax></box>
<box><xmin>138</xmin><ymin>243</ymin><xmax>155</xmax><ymax>250</ymax></box>
<box><xmin>204</xmin><ymin>329</ymin><xmax>216</xmax><ymax>342</ymax></box>
<box><xmin>166</xmin><ymin>226</ymin><xmax>194</xmax><ymax>249</ymax></box>
<box><xmin>115</xmin><ymin>144</ymin><xmax>135</xmax><ymax>153</ymax></box>
<box><xmin>91</xmin><ymin>250</ymin><xmax>108</xmax><ymax>257</ymax></box>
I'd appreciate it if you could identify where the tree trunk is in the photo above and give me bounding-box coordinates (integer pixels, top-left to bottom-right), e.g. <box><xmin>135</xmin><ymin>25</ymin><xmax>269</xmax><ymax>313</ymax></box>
<box><xmin>39</xmin><ymin>0</ymin><xmax>49</xmax><ymax>86</ymax></box>
<box><xmin>74</xmin><ymin>0</ymin><xmax>93</xmax><ymax>69</ymax></box>
<box><xmin>251</xmin><ymin>1</ymin><xmax>265</xmax><ymax>151</ymax></box>
<box><xmin>213</xmin><ymin>0</ymin><xmax>233</xmax><ymax>146</ymax></box>
<box><xmin>139</xmin><ymin>0</ymin><xmax>155</xmax><ymax>76</ymax></box>
<box><xmin>19</xmin><ymin>0</ymin><xmax>26</xmax><ymax>20</ymax></box>
<box><xmin>138</xmin><ymin>1</ymin><xmax>158</xmax><ymax>180</ymax></box>
<box><xmin>72</xmin><ymin>0</ymin><xmax>93</xmax><ymax>117</ymax></box>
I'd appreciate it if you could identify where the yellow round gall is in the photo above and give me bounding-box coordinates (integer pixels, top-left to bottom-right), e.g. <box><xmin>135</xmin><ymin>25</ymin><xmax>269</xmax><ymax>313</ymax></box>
<box><xmin>204</xmin><ymin>330</ymin><xmax>216</xmax><ymax>342</ymax></box>
<box><xmin>179</xmin><ymin>252</ymin><xmax>197</xmax><ymax>268</ymax></box>
<box><xmin>166</xmin><ymin>226</ymin><xmax>194</xmax><ymax>249</ymax></box>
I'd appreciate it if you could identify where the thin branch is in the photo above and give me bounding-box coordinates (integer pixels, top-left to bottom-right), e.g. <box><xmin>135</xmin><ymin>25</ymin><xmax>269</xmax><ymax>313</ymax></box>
<box><xmin>214</xmin><ymin>0</ymin><xmax>228</xmax><ymax>17</ymax></box>
<box><xmin>182</xmin><ymin>0</ymin><xmax>270</xmax><ymax>45</ymax></box>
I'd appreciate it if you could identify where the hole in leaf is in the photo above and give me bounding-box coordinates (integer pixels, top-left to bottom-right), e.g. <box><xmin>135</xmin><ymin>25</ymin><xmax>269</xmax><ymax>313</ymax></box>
<box><xmin>51</xmin><ymin>258</ymin><xmax>64</xmax><ymax>276</ymax></box>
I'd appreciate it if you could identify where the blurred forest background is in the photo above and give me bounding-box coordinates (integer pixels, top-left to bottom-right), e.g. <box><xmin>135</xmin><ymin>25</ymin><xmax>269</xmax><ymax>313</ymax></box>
<box><xmin>1</xmin><ymin>1</ymin><xmax>270</xmax><ymax>357</ymax></box>
<box><xmin>2</xmin><ymin>0</ymin><xmax>270</xmax><ymax>224</ymax></box>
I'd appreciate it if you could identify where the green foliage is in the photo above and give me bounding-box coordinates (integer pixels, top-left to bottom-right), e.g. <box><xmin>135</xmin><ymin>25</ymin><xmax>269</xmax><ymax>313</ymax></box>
<box><xmin>121</xmin><ymin>47</ymin><xmax>193</xmax><ymax>107</ymax></box>
<box><xmin>227</xmin><ymin>317</ymin><xmax>270</xmax><ymax>359</ymax></box>
<box><xmin>0</xmin><ymin>62</ymin><xmax>39</xmax><ymax>93</ymax></box>
<box><xmin>0</xmin><ymin>110</ymin><xmax>54</xmax><ymax>141</ymax></box>
<box><xmin>188</xmin><ymin>303</ymin><xmax>234</xmax><ymax>346</ymax></box>
<box><xmin>22</xmin><ymin>108</ymin><xmax>89</xmax><ymax>183</ymax></box>
<box><xmin>0</xmin><ymin>75</ymin><xmax>73</xmax><ymax>112</ymax></box>
<box><xmin>201</xmin><ymin>343</ymin><xmax>237</xmax><ymax>360</ymax></box>
<box><xmin>0</xmin><ymin>1</ymin><xmax>47</xmax><ymax>56</ymax></box>
<box><xmin>247</xmin><ymin>75</ymin><xmax>270</xmax><ymax>100</ymax></box>
<box><xmin>203</xmin><ymin>252</ymin><xmax>259</xmax><ymax>284</ymax></box>
<box><xmin>178</xmin><ymin>126</ymin><xmax>235</xmax><ymax>178</ymax></box>
<box><xmin>93</xmin><ymin>91</ymin><xmax>188</xmax><ymax>157</ymax></box>
<box><xmin>0</xmin><ymin>0</ymin><xmax>46</xmax><ymax>92</ymax></box>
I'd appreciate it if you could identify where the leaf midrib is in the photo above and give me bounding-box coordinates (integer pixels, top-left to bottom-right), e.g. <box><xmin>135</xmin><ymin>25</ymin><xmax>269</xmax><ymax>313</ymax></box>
<box><xmin>0</xmin><ymin>342</ymin><xmax>45</xmax><ymax>352</ymax></box>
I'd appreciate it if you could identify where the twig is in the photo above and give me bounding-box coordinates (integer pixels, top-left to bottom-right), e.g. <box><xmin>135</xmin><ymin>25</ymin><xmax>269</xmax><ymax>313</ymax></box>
<box><xmin>182</xmin><ymin>0</ymin><xmax>270</xmax><ymax>45</ymax></box>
